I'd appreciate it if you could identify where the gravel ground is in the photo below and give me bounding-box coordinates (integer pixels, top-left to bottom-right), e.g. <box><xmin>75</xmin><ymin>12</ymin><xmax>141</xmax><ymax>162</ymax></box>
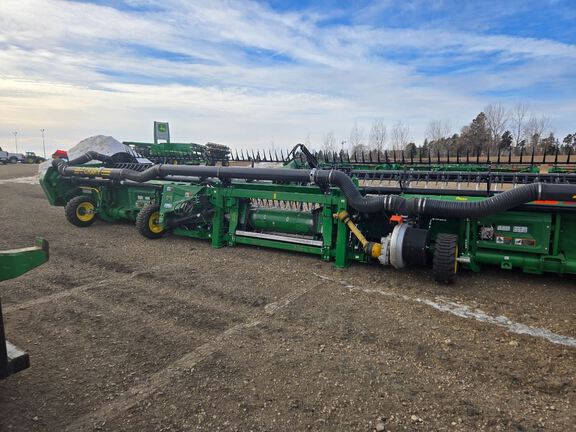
<box><xmin>0</xmin><ymin>164</ymin><xmax>574</xmax><ymax>431</ymax></box>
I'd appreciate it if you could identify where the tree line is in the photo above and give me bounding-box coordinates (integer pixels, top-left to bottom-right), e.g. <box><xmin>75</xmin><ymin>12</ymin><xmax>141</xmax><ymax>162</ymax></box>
<box><xmin>318</xmin><ymin>103</ymin><xmax>575</xmax><ymax>157</ymax></box>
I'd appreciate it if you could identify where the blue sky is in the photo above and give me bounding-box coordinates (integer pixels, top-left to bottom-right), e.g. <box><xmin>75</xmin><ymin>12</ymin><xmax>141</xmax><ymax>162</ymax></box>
<box><xmin>0</xmin><ymin>0</ymin><xmax>574</xmax><ymax>154</ymax></box>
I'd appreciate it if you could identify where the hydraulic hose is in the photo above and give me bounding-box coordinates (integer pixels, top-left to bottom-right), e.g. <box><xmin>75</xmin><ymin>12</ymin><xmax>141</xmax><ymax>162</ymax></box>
<box><xmin>53</xmin><ymin>154</ymin><xmax>576</xmax><ymax>219</ymax></box>
<box><xmin>313</xmin><ymin>169</ymin><xmax>576</xmax><ymax>218</ymax></box>
<box><xmin>53</xmin><ymin>153</ymin><xmax>312</xmax><ymax>183</ymax></box>
<box><xmin>53</xmin><ymin>151</ymin><xmax>113</xmax><ymax>167</ymax></box>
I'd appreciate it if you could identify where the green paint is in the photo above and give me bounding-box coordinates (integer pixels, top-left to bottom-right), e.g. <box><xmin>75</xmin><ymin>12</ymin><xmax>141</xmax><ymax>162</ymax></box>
<box><xmin>248</xmin><ymin>208</ymin><xmax>318</xmax><ymax>235</ymax></box>
<box><xmin>39</xmin><ymin>162</ymin><xmax>576</xmax><ymax>276</ymax></box>
<box><xmin>0</xmin><ymin>238</ymin><xmax>49</xmax><ymax>282</ymax></box>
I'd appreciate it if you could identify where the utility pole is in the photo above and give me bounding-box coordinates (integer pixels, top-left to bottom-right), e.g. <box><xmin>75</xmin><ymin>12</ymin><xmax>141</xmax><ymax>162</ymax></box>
<box><xmin>13</xmin><ymin>132</ymin><xmax>18</xmax><ymax>153</ymax></box>
<box><xmin>40</xmin><ymin>129</ymin><xmax>46</xmax><ymax>158</ymax></box>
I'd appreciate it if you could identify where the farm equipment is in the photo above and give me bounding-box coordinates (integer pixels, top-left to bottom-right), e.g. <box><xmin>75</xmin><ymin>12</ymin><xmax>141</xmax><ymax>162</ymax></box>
<box><xmin>0</xmin><ymin>238</ymin><xmax>49</xmax><ymax>379</ymax></box>
<box><xmin>230</xmin><ymin>144</ymin><xmax>576</xmax><ymax>175</ymax></box>
<box><xmin>124</xmin><ymin>122</ymin><xmax>231</xmax><ymax>165</ymax></box>
<box><xmin>124</xmin><ymin>141</ymin><xmax>231</xmax><ymax>165</ymax></box>
<box><xmin>23</xmin><ymin>152</ymin><xmax>46</xmax><ymax>164</ymax></box>
<box><xmin>40</xmin><ymin>149</ymin><xmax>576</xmax><ymax>284</ymax></box>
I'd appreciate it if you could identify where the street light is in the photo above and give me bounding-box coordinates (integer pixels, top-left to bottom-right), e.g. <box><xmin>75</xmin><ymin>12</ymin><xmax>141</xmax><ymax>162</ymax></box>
<box><xmin>13</xmin><ymin>132</ymin><xmax>18</xmax><ymax>153</ymax></box>
<box><xmin>40</xmin><ymin>129</ymin><xmax>46</xmax><ymax>159</ymax></box>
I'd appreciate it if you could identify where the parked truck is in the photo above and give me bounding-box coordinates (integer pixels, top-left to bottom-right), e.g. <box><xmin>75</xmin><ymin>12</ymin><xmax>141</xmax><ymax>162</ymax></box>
<box><xmin>0</xmin><ymin>147</ymin><xmax>25</xmax><ymax>164</ymax></box>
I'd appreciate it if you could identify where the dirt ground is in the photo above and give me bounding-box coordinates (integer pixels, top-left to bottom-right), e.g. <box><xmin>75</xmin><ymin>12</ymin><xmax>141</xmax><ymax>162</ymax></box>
<box><xmin>0</xmin><ymin>164</ymin><xmax>574</xmax><ymax>432</ymax></box>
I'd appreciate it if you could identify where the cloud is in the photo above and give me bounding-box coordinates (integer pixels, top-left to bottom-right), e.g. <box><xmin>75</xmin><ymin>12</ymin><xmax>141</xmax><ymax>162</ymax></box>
<box><xmin>0</xmin><ymin>0</ymin><xmax>574</xmax><ymax>154</ymax></box>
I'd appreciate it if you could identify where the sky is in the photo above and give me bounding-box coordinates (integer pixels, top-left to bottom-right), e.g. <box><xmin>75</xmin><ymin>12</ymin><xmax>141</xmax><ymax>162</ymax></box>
<box><xmin>0</xmin><ymin>0</ymin><xmax>575</xmax><ymax>155</ymax></box>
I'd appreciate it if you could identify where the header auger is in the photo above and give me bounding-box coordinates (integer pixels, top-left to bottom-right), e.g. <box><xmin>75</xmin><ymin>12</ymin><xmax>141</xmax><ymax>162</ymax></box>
<box><xmin>40</xmin><ymin>149</ymin><xmax>576</xmax><ymax>284</ymax></box>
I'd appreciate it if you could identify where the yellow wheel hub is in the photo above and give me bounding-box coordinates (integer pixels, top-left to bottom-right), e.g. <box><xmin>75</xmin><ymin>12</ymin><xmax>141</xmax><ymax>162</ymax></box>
<box><xmin>76</xmin><ymin>202</ymin><xmax>95</xmax><ymax>222</ymax></box>
<box><xmin>148</xmin><ymin>211</ymin><xmax>163</xmax><ymax>234</ymax></box>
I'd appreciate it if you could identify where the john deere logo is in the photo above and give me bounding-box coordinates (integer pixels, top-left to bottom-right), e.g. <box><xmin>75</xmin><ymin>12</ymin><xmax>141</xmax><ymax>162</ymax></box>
<box><xmin>154</xmin><ymin>121</ymin><xmax>170</xmax><ymax>143</ymax></box>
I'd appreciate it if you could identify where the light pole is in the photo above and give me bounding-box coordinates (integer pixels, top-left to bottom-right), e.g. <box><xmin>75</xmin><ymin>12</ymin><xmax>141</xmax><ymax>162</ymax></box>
<box><xmin>13</xmin><ymin>131</ymin><xmax>18</xmax><ymax>153</ymax></box>
<box><xmin>40</xmin><ymin>129</ymin><xmax>46</xmax><ymax>158</ymax></box>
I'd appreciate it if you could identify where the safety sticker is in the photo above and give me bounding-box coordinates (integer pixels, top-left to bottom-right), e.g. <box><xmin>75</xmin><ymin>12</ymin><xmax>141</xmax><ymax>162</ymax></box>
<box><xmin>496</xmin><ymin>236</ymin><xmax>513</xmax><ymax>245</ymax></box>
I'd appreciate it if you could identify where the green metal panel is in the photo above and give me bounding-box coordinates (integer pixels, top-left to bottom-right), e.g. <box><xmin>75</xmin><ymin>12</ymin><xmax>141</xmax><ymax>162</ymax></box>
<box><xmin>0</xmin><ymin>238</ymin><xmax>49</xmax><ymax>282</ymax></box>
<box><xmin>334</xmin><ymin>197</ymin><xmax>349</xmax><ymax>268</ymax></box>
<box><xmin>234</xmin><ymin>236</ymin><xmax>323</xmax><ymax>255</ymax></box>
<box><xmin>473</xmin><ymin>251</ymin><xmax>574</xmax><ymax>274</ymax></box>
<box><xmin>557</xmin><ymin>214</ymin><xmax>576</xmax><ymax>260</ymax></box>
<box><xmin>475</xmin><ymin>212</ymin><xmax>552</xmax><ymax>255</ymax></box>
<box><xmin>172</xmin><ymin>227</ymin><xmax>211</xmax><ymax>240</ymax></box>
<box><xmin>248</xmin><ymin>208</ymin><xmax>317</xmax><ymax>235</ymax></box>
<box><xmin>39</xmin><ymin>167</ymin><xmax>76</xmax><ymax>206</ymax></box>
<box><xmin>211</xmin><ymin>187</ymin><xmax>226</xmax><ymax>248</ymax></box>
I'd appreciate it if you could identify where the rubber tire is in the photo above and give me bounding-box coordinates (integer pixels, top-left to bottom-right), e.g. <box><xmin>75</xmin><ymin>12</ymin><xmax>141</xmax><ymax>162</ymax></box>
<box><xmin>136</xmin><ymin>203</ymin><xmax>165</xmax><ymax>239</ymax></box>
<box><xmin>433</xmin><ymin>233</ymin><xmax>459</xmax><ymax>284</ymax></box>
<box><xmin>9</xmin><ymin>157</ymin><xmax>18</xmax><ymax>164</ymax></box>
<box><xmin>65</xmin><ymin>196</ymin><xmax>97</xmax><ymax>227</ymax></box>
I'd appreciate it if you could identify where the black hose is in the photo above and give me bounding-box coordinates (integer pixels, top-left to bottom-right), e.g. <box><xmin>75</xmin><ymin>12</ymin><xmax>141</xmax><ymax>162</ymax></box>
<box><xmin>54</xmin><ymin>157</ymin><xmax>576</xmax><ymax>218</ymax></box>
<box><xmin>52</xmin><ymin>151</ymin><xmax>113</xmax><ymax>168</ymax></box>
<box><xmin>55</xmin><ymin>158</ymin><xmax>312</xmax><ymax>184</ymax></box>
<box><xmin>314</xmin><ymin>169</ymin><xmax>576</xmax><ymax>218</ymax></box>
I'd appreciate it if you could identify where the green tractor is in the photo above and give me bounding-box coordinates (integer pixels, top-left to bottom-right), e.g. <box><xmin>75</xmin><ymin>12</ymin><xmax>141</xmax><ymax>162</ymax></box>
<box><xmin>23</xmin><ymin>152</ymin><xmax>46</xmax><ymax>164</ymax></box>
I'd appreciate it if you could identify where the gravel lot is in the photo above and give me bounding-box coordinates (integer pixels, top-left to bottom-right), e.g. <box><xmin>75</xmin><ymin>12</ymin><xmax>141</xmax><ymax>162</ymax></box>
<box><xmin>0</xmin><ymin>164</ymin><xmax>574</xmax><ymax>431</ymax></box>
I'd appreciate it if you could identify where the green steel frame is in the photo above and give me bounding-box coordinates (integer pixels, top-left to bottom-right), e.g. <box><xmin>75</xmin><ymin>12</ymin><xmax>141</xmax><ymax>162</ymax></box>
<box><xmin>1</xmin><ymin>238</ymin><xmax>49</xmax><ymax>379</ymax></box>
<box><xmin>40</xmin><ymin>163</ymin><xmax>576</xmax><ymax>278</ymax></box>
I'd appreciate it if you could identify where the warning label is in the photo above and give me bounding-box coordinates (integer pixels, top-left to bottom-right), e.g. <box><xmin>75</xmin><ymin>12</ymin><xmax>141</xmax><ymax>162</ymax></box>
<box><xmin>495</xmin><ymin>236</ymin><xmax>536</xmax><ymax>247</ymax></box>
<box><xmin>495</xmin><ymin>236</ymin><xmax>513</xmax><ymax>245</ymax></box>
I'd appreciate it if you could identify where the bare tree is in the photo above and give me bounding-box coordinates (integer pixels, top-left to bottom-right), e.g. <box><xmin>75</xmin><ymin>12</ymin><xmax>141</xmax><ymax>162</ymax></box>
<box><xmin>510</xmin><ymin>103</ymin><xmax>529</xmax><ymax>146</ymax></box>
<box><xmin>523</xmin><ymin>115</ymin><xmax>552</xmax><ymax>147</ymax></box>
<box><xmin>484</xmin><ymin>103</ymin><xmax>508</xmax><ymax>148</ymax></box>
<box><xmin>390</xmin><ymin>121</ymin><xmax>410</xmax><ymax>151</ymax></box>
<box><xmin>425</xmin><ymin>119</ymin><xmax>451</xmax><ymax>142</ymax></box>
<box><xmin>349</xmin><ymin>122</ymin><xmax>366</xmax><ymax>155</ymax></box>
<box><xmin>321</xmin><ymin>131</ymin><xmax>336</xmax><ymax>155</ymax></box>
<box><xmin>368</xmin><ymin>119</ymin><xmax>387</xmax><ymax>153</ymax></box>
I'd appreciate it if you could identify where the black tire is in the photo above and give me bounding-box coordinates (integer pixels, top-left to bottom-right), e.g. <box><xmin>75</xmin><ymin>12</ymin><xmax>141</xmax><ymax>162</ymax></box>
<box><xmin>65</xmin><ymin>196</ymin><xmax>97</xmax><ymax>227</ymax></box>
<box><xmin>136</xmin><ymin>203</ymin><xmax>165</xmax><ymax>239</ymax></box>
<box><xmin>433</xmin><ymin>233</ymin><xmax>459</xmax><ymax>284</ymax></box>
<box><xmin>9</xmin><ymin>157</ymin><xmax>18</xmax><ymax>164</ymax></box>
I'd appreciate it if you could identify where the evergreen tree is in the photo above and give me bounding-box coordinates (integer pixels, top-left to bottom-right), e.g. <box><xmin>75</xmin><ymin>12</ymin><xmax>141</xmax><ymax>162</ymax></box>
<box><xmin>499</xmin><ymin>131</ymin><xmax>513</xmax><ymax>150</ymax></box>
<box><xmin>422</xmin><ymin>138</ymin><xmax>429</xmax><ymax>152</ymax></box>
<box><xmin>460</xmin><ymin>112</ymin><xmax>490</xmax><ymax>153</ymax></box>
<box><xmin>541</xmin><ymin>132</ymin><xmax>557</xmax><ymax>152</ymax></box>
<box><xmin>405</xmin><ymin>142</ymin><xmax>417</xmax><ymax>157</ymax></box>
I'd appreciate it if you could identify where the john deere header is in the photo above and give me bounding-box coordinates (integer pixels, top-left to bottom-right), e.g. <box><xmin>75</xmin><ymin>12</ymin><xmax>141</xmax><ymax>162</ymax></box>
<box><xmin>40</xmin><ymin>147</ymin><xmax>576</xmax><ymax>284</ymax></box>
